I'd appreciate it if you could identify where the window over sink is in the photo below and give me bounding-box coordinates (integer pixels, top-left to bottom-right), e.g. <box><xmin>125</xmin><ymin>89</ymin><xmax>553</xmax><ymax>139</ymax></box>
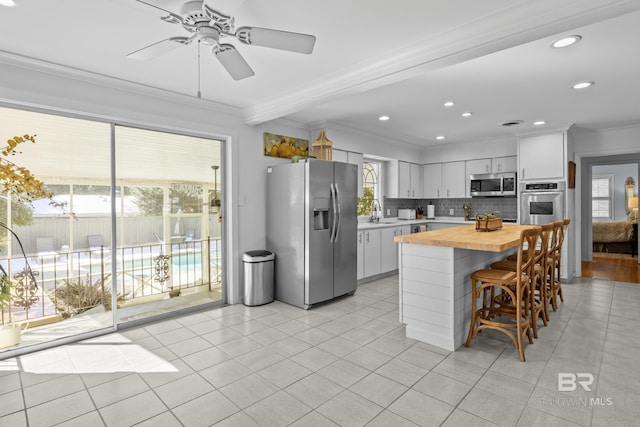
<box><xmin>358</xmin><ymin>160</ymin><xmax>381</xmax><ymax>216</ymax></box>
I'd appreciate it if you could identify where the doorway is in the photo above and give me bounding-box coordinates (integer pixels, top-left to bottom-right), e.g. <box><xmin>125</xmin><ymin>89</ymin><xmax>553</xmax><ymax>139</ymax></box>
<box><xmin>580</xmin><ymin>154</ymin><xmax>639</xmax><ymax>283</ymax></box>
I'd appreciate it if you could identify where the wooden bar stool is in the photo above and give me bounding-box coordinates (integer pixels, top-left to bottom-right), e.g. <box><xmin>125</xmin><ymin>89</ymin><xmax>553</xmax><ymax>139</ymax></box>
<box><xmin>490</xmin><ymin>223</ymin><xmax>553</xmax><ymax>338</ymax></box>
<box><xmin>465</xmin><ymin>227</ymin><xmax>541</xmax><ymax>361</ymax></box>
<box><xmin>550</xmin><ymin>219</ymin><xmax>570</xmax><ymax>310</ymax></box>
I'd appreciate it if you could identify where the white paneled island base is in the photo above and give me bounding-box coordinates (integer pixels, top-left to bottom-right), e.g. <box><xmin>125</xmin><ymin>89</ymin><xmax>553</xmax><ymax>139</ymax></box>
<box><xmin>394</xmin><ymin>224</ymin><xmax>535</xmax><ymax>351</ymax></box>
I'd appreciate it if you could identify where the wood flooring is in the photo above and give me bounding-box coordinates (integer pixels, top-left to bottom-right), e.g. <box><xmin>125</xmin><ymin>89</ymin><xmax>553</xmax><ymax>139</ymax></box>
<box><xmin>581</xmin><ymin>253</ymin><xmax>640</xmax><ymax>283</ymax></box>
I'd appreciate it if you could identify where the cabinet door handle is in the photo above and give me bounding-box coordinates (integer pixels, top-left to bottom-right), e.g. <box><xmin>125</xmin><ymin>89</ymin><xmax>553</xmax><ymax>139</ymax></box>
<box><xmin>366</xmin><ymin>232</ymin><xmax>370</xmax><ymax>243</ymax></box>
<box><xmin>447</xmin><ymin>189</ymin><xmax>450</xmax><ymax>197</ymax></box>
<box><xmin>486</xmin><ymin>164</ymin><xmax>489</xmax><ymax>173</ymax></box>
<box><xmin>522</xmin><ymin>168</ymin><xmax>525</xmax><ymax>179</ymax></box>
<box><xmin>407</xmin><ymin>189</ymin><xmax>410</xmax><ymax>197</ymax></box>
<box><xmin>412</xmin><ymin>190</ymin><xmax>415</xmax><ymax>197</ymax></box>
<box><xmin>359</xmin><ymin>233</ymin><xmax>362</xmax><ymax>244</ymax></box>
<box><xmin>437</xmin><ymin>189</ymin><xmax>440</xmax><ymax>197</ymax></box>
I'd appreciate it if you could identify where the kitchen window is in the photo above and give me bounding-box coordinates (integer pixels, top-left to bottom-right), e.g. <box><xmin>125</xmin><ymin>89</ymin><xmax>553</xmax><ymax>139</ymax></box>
<box><xmin>358</xmin><ymin>160</ymin><xmax>380</xmax><ymax>216</ymax></box>
<box><xmin>592</xmin><ymin>174</ymin><xmax>613</xmax><ymax>220</ymax></box>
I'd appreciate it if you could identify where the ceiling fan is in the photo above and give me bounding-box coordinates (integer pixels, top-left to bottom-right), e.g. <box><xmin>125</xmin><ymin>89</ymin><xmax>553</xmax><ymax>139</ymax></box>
<box><xmin>127</xmin><ymin>0</ymin><xmax>316</xmax><ymax>81</ymax></box>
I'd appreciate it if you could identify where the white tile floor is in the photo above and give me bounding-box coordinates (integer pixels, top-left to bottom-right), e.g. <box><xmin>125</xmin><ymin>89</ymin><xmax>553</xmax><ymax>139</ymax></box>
<box><xmin>1</xmin><ymin>274</ymin><xmax>639</xmax><ymax>426</ymax></box>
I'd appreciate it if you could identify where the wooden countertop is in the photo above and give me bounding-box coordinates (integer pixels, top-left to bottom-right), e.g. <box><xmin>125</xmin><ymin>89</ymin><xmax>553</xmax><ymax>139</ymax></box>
<box><xmin>394</xmin><ymin>224</ymin><xmax>539</xmax><ymax>252</ymax></box>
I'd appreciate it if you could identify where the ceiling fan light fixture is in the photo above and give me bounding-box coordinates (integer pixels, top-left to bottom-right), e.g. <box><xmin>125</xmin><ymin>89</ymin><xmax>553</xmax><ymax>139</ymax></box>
<box><xmin>197</xmin><ymin>27</ymin><xmax>220</xmax><ymax>45</ymax></box>
<box><xmin>551</xmin><ymin>35</ymin><xmax>582</xmax><ymax>48</ymax></box>
<box><xmin>572</xmin><ymin>81</ymin><xmax>594</xmax><ymax>90</ymax></box>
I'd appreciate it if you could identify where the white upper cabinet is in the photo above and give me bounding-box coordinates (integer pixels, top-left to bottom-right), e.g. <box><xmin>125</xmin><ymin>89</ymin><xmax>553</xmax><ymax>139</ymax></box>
<box><xmin>423</xmin><ymin>161</ymin><xmax>464</xmax><ymax>198</ymax></box>
<box><xmin>518</xmin><ymin>133</ymin><xmax>565</xmax><ymax>180</ymax></box>
<box><xmin>387</xmin><ymin>160</ymin><xmax>422</xmax><ymax>199</ymax></box>
<box><xmin>443</xmin><ymin>161</ymin><xmax>466</xmax><ymax>198</ymax></box>
<box><xmin>467</xmin><ymin>158</ymin><xmax>492</xmax><ymax>175</ymax></box>
<box><xmin>492</xmin><ymin>156</ymin><xmax>517</xmax><ymax>173</ymax></box>
<box><xmin>398</xmin><ymin>161</ymin><xmax>411</xmax><ymax>198</ymax></box>
<box><xmin>423</xmin><ymin>163</ymin><xmax>443</xmax><ymax>198</ymax></box>
<box><xmin>410</xmin><ymin>162</ymin><xmax>423</xmax><ymax>198</ymax></box>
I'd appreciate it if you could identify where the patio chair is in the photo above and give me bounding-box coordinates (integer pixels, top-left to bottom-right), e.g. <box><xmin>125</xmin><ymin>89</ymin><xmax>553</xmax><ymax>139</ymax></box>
<box><xmin>87</xmin><ymin>234</ymin><xmax>110</xmax><ymax>258</ymax></box>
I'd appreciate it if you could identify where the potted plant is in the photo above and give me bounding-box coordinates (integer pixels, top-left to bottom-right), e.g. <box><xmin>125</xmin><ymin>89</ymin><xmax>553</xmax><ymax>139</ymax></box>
<box><xmin>0</xmin><ymin>134</ymin><xmax>56</xmax><ymax>348</ymax></box>
<box><xmin>0</xmin><ymin>268</ymin><xmax>21</xmax><ymax>348</ymax></box>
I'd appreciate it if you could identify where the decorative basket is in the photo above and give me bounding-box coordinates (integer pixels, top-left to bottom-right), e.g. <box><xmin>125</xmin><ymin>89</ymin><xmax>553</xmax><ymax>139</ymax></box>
<box><xmin>312</xmin><ymin>128</ymin><xmax>333</xmax><ymax>160</ymax></box>
<box><xmin>475</xmin><ymin>216</ymin><xmax>503</xmax><ymax>232</ymax></box>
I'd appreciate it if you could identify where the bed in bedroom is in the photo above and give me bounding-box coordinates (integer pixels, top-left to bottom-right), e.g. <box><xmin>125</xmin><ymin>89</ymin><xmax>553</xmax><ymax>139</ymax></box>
<box><xmin>592</xmin><ymin>220</ymin><xmax>636</xmax><ymax>255</ymax></box>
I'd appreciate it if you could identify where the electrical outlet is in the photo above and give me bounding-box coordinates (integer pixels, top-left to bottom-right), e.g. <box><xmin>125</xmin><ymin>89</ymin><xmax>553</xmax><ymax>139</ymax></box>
<box><xmin>449</xmin><ymin>208</ymin><xmax>454</xmax><ymax>216</ymax></box>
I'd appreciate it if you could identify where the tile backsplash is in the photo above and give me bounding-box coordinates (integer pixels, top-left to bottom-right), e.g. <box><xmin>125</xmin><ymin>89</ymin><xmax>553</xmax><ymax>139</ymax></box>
<box><xmin>383</xmin><ymin>197</ymin><xmax>517</xmax><ymax>220</ymax></box>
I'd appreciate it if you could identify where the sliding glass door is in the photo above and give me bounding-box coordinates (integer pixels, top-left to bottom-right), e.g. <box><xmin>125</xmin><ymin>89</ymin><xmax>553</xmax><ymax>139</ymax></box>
<box><xmin>114</xmin><ymin>126</ymin><xmax>224</xmax><ymax>324</ymax></box>
<box><xmin>0</xmin><ymin>107</ymin><xmax>224</xmax><ymax>355</ymax></box>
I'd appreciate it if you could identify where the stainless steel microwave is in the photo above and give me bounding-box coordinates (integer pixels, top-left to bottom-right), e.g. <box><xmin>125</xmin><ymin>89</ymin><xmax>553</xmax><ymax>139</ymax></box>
<box><xmin>469</xmin><ymin>172</ymin><xmax>517</xmax><ymax>197</ymax></box>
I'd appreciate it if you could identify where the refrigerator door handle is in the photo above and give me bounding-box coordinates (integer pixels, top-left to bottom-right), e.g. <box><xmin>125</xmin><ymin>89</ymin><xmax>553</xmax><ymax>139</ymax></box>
<box><xmin>334</xmin><ymin>182</ymin><xmax>342</xmax><ymax>241</ymax></box>
<box><xmin>330</xmin><ymin>183</ymin><xmax>337</xmax><ymax>242</ymax></box>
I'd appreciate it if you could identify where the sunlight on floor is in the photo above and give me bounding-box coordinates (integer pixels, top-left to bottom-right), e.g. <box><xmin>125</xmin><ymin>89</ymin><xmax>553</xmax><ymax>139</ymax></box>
<box><xmin>2</xmin><ymin>333</ymin><xmax>178</xmax><ymax>374</ymax></box>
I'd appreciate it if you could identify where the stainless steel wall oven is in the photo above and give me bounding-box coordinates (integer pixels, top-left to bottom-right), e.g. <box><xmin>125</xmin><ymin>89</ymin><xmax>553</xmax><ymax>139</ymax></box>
<box><xmin>519</xmin><ymin>181</ymin><xmax>566</xmax><ymax>225</ymax></box>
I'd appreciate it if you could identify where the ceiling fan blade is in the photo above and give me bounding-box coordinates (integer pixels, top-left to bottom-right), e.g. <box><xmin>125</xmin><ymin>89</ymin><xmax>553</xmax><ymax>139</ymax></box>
<box><xmin>214</xmin><ymin>44</ymin><xmax>255</xmax><ymax>80</ymax></box>
<box><xmin>235</xmin><ymin>27</ymin><xmax>316</xmax><ymax>54</ymax></box>
<box><xmin>127</xmin><ymin>37</ymin><xmax>191</xmax><ymax>60</ymax></box>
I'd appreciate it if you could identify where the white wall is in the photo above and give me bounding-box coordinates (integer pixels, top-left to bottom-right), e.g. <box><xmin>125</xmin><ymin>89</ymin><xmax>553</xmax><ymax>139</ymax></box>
<box><xmin>419</xmin><ymin>138</ymin><xmax>516</xmax><ymax>164</ymax></box>
<box><xmin>310</xmin><ymin>123</ymin><xmax>423</xmax><ymax>161</ymax></box>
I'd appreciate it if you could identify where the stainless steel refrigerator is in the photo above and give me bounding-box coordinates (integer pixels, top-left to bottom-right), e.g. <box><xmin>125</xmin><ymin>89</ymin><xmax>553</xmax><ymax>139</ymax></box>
<box><xmin>266</xmin><ymin>159</ymin><xmax>358</xmax><ymax>309</ymax></box>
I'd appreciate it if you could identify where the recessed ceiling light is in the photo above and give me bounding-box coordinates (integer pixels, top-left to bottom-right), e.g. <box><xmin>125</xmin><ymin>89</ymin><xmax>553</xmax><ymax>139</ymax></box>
<box><xmin>572</xmin><ymin>81</ymin><xmax>594</xmax><ymax>90</ymax></box>
<box><xmin>461</xmin><ymin>112</ymin><xmax>472</xmax><ymax>117</ymax></box>
<box><xmin>551</xmin><ymin>35</ymin><xmax>582</xmax><ymax>48</ymax></box>
<box><xmin>443</xmin><ymin>101</ymin><xmax>455</xmax><ymax>107</ymax></box>
<box><xmin>436</xmin><ymin>135</ymin><xmax>446</xmax><ymax>140</ymax></box>
<box><xmin>0</xmin><ymin>0</ymin><xmax>16</xmax><ymax>6</ymax></box>
<box><xmin>533</xmin><ymin>120</ymin><xmax>546</xmax><ymax>126</ymax></box>
<box><xmin>378</xmin><ymin>115</ymin><xmax>390</xmax><ymax>121</ymax></box>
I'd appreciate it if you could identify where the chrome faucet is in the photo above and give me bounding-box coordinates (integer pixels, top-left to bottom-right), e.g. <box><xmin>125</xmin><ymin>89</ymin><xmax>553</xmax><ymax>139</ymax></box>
<box><xmin>370</xmin><ymin>199</ymin><xmax>381</xmax><ymax>223</ymax></box>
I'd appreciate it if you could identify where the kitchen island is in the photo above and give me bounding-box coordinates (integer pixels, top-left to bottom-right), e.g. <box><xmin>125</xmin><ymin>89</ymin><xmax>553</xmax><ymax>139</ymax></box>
<box><xmin>393</xmin><ymin>224</ymin><xmax>536</xmax><ymax>351</ymax></box>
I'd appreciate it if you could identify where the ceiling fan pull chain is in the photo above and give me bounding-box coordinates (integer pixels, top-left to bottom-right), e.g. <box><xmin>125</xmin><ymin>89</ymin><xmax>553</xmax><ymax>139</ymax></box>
<box><xmin>197</xmin><ymin>39</ymin><xmax>202</xmax><ymax>99</ymax></box>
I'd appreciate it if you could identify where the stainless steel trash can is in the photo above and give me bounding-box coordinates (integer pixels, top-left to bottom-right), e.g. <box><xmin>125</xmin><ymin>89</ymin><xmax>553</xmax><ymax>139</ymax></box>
<box><xmin>243</xmin><ymin>250</ymin><xmax>275</xmax><ymax>306</ymax></box>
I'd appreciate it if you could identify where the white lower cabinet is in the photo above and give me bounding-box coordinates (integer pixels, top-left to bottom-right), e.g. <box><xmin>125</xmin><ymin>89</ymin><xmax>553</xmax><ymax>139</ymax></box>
<box><xmin>380</xmin><ymin>228</ymin><xmax>397</xmax><ymax>272</ymax></box>
<box><xmin>380</xmin><ymin>226</ymin><xmax>411</xmax><ymax>272</ymax></box>
<box><xmin>363</xmin><ymin>229</ymin><xmax>381</xmax><ymax>277</ymax></box>
<box><xmin>357</xmin><ymin>231</ymin><xmax>364</xmax><ymax>280</ymax></box>
<box><xmin>359</xmin><ymin>225</ymin><xmax>413</xmax><ymax>281</ymax></box>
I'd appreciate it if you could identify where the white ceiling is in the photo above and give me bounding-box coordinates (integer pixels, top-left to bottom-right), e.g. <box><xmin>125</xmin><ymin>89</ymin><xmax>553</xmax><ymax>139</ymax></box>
<box><xmin>1</xmin><ymin>0</ymin><xmax>640</xmax><ymax>148</ymax></box>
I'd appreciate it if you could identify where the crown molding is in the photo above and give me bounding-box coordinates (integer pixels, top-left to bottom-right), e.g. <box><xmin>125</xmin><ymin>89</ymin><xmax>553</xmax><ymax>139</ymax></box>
<box><xmin>243</xmin><ymin>0</ymin><xmax>640</xmax><ymax>125</ymax></box>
